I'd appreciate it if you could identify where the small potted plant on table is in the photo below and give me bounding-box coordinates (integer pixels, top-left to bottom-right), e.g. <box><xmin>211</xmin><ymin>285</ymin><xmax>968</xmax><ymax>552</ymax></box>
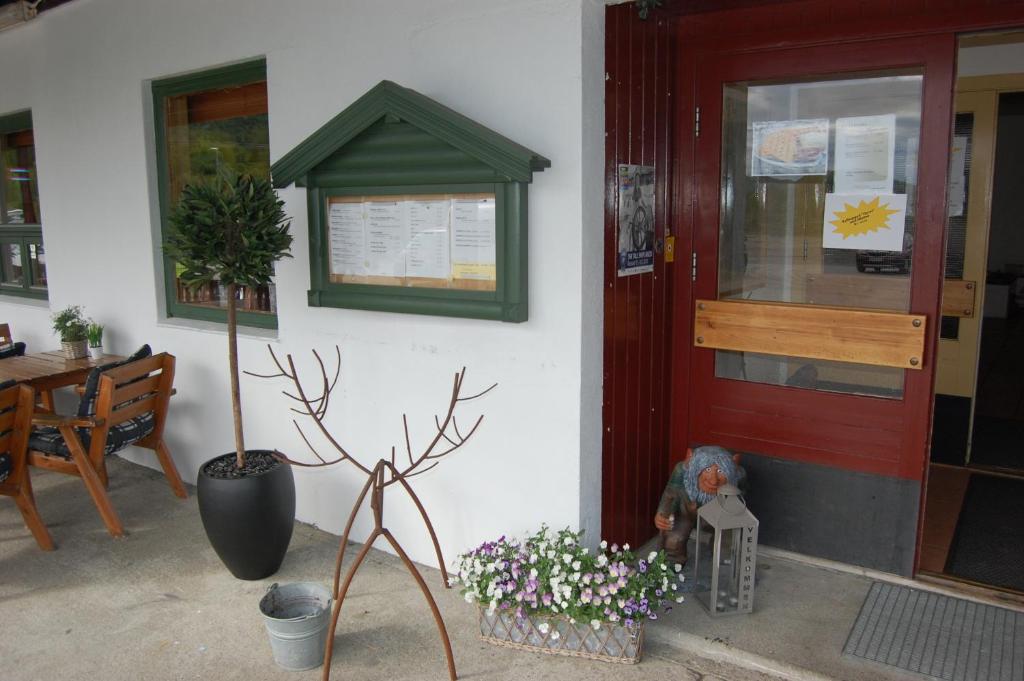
<box><xmin>165</xmin><ymin>172</ymin><xmax>293</xmax><ymax>580</ymax></box>
<box><xmin>87</xmin><ymin>322</ymin><xmax>104</xmax><ymax>359</ymax></box>
<box><xmin>454</xmin><ymin>527</ymin><xmax>684</xmax><ymax>664</ymax></box>
<box><xmin>52</xmin><ymin>305</ymin><xmax>90</xmax><ymax>359</ymax></box>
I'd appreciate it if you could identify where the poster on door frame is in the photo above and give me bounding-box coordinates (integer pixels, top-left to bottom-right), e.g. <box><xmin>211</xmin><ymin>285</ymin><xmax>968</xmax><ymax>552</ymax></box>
<box><xmin>617</xmin><ymin>164</ymin><xmax>656</xmax><ymax>276</ymax></box>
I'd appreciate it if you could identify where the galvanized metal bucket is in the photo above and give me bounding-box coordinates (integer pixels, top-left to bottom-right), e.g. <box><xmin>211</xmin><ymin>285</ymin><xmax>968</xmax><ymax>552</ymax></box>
<box><xmin>259</xmin><ymin>582</ymin><xmax>333</xmax><ymax>671</ymax></box>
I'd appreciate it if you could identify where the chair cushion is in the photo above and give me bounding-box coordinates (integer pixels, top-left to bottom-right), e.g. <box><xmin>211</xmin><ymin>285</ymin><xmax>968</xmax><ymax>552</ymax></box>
<box><xmin>77</xmin><ymin>345</ymin><xmax>152</xmax><ymax>418</ymax></box>
<box><xmin>0</xmin><ymin>342</ymin><xmax>26</xmax><ymax>359</ymax></box>
<box><xmin>29</xmin><ymin>412</ymin><xmax>156</xmax><ymax>459</ymax></box>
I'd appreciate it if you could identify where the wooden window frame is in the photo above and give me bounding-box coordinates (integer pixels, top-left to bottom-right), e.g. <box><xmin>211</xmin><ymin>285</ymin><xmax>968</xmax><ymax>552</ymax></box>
<box><xmin>0</xmin><ymin>110</ymin><xmax>47</xmax><ymax>300</ymax></box>
<box><xmin>151</xmin><ymin>59</ymin><xmax>277</xmax><ymax>329</ymax></box>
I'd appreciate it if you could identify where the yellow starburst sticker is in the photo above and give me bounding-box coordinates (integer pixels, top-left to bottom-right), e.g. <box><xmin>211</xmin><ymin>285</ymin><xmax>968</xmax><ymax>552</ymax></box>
<box><xmin>829</xmin><ymin>196</ymin><xmax>901</xmax><ymax>239</ymax></box>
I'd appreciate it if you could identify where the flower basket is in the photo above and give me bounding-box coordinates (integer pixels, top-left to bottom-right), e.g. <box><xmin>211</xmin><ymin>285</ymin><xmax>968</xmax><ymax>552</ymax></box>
<box><xmin>478</xmin><ymin>607</ymin><xmax>644</xmax><ymax>663</ymax></box>
<box><xmin>62</xmin><ymin>339</ymin><xmax>89</xmax><ymax>360</ymax></box>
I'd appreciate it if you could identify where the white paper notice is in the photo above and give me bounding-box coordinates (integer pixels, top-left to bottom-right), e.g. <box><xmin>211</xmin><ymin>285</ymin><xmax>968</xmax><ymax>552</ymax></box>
<box><xmin>948</xmin><ymin>136</ymin><xmax>968</xmax><ymax>218</ymax></box>
<box><xmin>364</xmin><ymin>201</ymin><xmax>408</xmax><ymax>277</ymax></box>
<box><xmin>822</xmin><ymin>193</ymin><xmax>908</xmax><ymax>252</ymax></box>
<box><xmin>451</xmin><ymin>198</ymin><xmax>496</xmax><ymax>280</ymax></box>
<box><xmin>328</xmin><ymin>202</ymin><xmax>365</xmax><ymax>277</ymax></box>
<box><xmin>834</xmin><ymin>114</ymin><xmax>896</xmax><ymax>193</ymax></box>
<box><xmin>406</xmin><ymin>200</ymin><xmax>451</xmax><ymax>280</ymax></box>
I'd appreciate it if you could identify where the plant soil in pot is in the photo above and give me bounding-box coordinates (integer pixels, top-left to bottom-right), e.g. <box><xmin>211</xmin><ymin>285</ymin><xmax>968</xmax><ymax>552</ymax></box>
<box><xmin>197</xmin><ymin>450</ymin><xmax>295</xmax><ymax>580</ymax></box>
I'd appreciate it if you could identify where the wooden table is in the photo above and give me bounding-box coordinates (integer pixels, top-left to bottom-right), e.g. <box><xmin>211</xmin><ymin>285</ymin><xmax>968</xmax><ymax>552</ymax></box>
<box><xmin>0</xmin><ymin>351</ymin><xmax>125</xmax><ymax>411</ymax></box>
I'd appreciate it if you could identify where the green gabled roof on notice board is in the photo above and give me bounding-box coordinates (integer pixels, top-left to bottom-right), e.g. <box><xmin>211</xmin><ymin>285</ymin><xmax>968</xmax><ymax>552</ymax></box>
<box><xmin>270</xmin><ymin>80</ymin><xmax>551</xmax><ymax>188</ymax></box>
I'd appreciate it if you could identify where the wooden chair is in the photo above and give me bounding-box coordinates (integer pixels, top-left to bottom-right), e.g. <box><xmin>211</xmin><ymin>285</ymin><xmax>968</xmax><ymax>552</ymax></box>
<box><xmin>0</xmin><ymin>323</ymin><xmax>27</xmax><ymax>359</ymax></box>
<box><xmin>28</xmin><ymin>352</ymin><xmax>186</xmax><ymax>537</ymax></box>
<box><xmin>0</xmin><ymin>380</ymin><xmax>54</xmax><ymax>550</ymax></box>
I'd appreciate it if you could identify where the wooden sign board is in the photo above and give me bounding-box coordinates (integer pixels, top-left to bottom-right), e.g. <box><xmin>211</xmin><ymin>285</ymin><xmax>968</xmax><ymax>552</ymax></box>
<box><xmin>694</xmin><ymin>299</ymin><xmax>927</xmax><ymax>370</ymax></box>
<box><xmin>941</xmin><ymin>279</ymin><xmax>976</xmax><ymax>318</ymax></box>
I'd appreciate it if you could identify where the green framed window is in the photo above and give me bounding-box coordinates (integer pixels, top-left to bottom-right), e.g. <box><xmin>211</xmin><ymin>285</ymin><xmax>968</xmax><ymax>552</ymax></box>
<box><xmin>0</xmin><ymin>111</ymin><xmax>47</xmax><ymax>300</ymax></box>
<box><xmin>152</xmin><ymin>59</ymin><xmax>277</xmax><ymax>329</ymax></box>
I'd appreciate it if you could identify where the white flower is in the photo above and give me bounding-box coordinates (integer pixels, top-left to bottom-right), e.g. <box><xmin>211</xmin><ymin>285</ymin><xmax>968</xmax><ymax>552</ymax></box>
<box><xmin>600</xmin><ymin>540</ymin><xmax>608</xmax><ymax>550</ymax></box>
<box><xmin>547</xmin><ymin>550</ymin><xmax>556</xmax><ymax>559</ymax></box>
<box><xmin>597</xmin><ymin>554</ymin><xmax>608</xmax><ymax>567</ymax></box>
<box><xmin>571</xmin><ymin>561</ymin><xmax>581</xmax><ymax>571</ymax></box>
<box><xmin>618</xmin><ymin>599</ymin><xmax>626</xmax><ymax>608</ymax></box>
<box><xmin>623</xmin><ymin>543</ymin><xmax>630</xmax><ymax>551</ymax></box>
<box><xmin>648</xmin><ymin>551</ymin><xmax>658</xmax><ymax>562</ymax></box>
<box><xmin>570</xmin><ymin>572</ymin><xmax>581</xmax><ymax>582</ymax></box>
<box><xmin>674</xmin><ymin>563</ymin><xmax>682</xmax><ymax>572</ymax></box>
<box><xmin>550</xmin><ymin>630</ymin><xmax>561</xmax><ymax>640</ymax></box>
<box><xmin>551</xmin><ymin>605</ymin><xmax>559</xmax><ymax>613</ymax></box>
<box><xmin>609</xmin><ymin>613</ymin><xmax>620</xmax><ymax>622</ymax></box>
<box><xmin>591</xmin><ymin>619</ymin><xmax>601</xmax><ymax>630</ymax></box>
<box><xmin>569</xmin><ymin>617</ymin><xmax>577</xmax><ymax>625</ymax></box>
<box><xmin>529</xmin><ymin>553</ymin><xmax>538</xmax><ymax>564</ymax></box>
<box><xmin>678</xmin><ymin>573</ymin><xmax>686</xmax><ymax>582</ymax></box>
<box><xmin>538</xmin><ymin>622</ymin><xmax>550</xmax><ymax>634</ymax></box>
<box><xmin>464</xmin><ymin>592</ymin><xmax>476</xmax><ymax>603</ymax></box>
<box><xmin>604</xmin><ymin>596</ymin><xmax>612</xmax><ymax>605</ymax></box>
<box><xmin>494</xmin><ymin>587</ymin><xmax>503</xmax><ymax>598</ymax></box>
<box><xmin>563</xmin><ymin>553</ymin><xmax>573</xmax><ymax>564</ymax></box>
<box><xmin>675</xmin><ymin>596</ymin><xmax>685</xmax><ymax>603</ymax></box>
<box><xmin>552</xmin><ymin>565</ymin><xmax>562</xmax><ymax>575</ymax></box>
<box><xmin>563</xmin><ymin>536</ymin><xmax>573</xmax><ymax>546</ymax></box>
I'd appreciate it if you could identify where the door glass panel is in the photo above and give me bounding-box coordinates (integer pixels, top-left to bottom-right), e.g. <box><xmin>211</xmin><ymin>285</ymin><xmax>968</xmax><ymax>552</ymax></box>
<box><xmin>716</xmin><ymin>72</ymin><xmax>923</xmax><ymax>398</ymax></box>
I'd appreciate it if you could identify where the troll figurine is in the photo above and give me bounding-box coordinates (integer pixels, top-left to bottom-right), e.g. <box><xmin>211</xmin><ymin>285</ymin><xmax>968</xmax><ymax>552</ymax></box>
<box><xmin>654</xmin><ymin>445</ymin><xmax>746</xmax><ymax>566</ymax></box>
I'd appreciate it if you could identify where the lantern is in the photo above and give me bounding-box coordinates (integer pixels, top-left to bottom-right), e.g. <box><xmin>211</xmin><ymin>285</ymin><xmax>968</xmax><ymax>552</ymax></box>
<box><xmin>693</xmin><ymin>484</ymin><xmax>758</xmax><ymax>616</ymax></box>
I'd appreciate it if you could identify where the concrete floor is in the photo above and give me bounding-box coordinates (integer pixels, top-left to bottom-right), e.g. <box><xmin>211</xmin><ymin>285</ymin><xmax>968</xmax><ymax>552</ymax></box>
<box><xmin>0</xmin><ymin>458</ymin><xmax>948</xmax><ymax>681</ymax></box>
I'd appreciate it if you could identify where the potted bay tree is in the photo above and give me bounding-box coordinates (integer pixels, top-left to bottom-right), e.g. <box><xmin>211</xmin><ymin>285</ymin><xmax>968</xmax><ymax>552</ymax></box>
<box><xmin>165</xmin><ymin>172</ymin><xmax>295</xmax><ymax>580</ymax></box>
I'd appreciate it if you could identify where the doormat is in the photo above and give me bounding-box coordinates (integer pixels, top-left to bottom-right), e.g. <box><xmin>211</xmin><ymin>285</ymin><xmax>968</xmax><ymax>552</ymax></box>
<box><xmin>843</xmin><ymin>582</ymin><xmax>1024</xmax><ymax>681</ymax></box>
<box><xmin>945</xmin><ymin>474</ymin><xmax>1024</xmax><ymax>592</ymax></box>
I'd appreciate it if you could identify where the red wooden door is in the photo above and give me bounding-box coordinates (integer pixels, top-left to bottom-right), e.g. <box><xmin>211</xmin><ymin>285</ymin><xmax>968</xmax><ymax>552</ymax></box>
<box><xmin>688</xmin><ymin>35</ymin><xmax>955</xmax><ymax>482</ymax></box>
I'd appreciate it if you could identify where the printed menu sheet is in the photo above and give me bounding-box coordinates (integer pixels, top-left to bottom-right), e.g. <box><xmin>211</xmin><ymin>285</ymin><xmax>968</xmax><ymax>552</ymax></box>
<box><xmin>328</xmin><ymin>201</ymin><xmax>366</xmax><ymax>277</ymax></box>
<box><xmin>834</xmin><ymin>114</ymin><xmax>896</xmax><ymax>193</ymax></box>
<box><xmin>451</xmin><ymin>198</ymin><xmax>496</xmax><ymax>281</ymax></box>
<box><xmin>326</xmin><ymin>193</ymin><xmax>496</xmax><ymax>289</ymax></box>
<box><xmin>406</xmin><ymin>200</ymin><xmax>451</xmax><ymax>279</ymax></box>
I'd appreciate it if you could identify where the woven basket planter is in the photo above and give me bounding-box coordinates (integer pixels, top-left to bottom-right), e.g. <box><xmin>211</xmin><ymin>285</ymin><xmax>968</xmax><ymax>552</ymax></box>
<box><xmin>61</xmin><ymin>340</ymin><xmax>89</xmax><ymax>360</ymax></box>
<box><xmin>478</xmin><ymin>607</ymin><xmax>644</xmax><ymax>664</ymax></box>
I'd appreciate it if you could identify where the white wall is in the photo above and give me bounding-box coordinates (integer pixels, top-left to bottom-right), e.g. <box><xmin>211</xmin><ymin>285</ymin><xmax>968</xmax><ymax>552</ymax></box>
<box><xmin>0</xmin><ymin>0</ymin><xmax>605</xmax><ymax>566</ymax></box>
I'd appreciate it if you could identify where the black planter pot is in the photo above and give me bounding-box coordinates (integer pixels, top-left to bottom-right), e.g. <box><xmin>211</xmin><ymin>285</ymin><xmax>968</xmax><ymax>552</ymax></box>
<box><xmin>197</xmin><ymin>450</ymin><xmax>296</xmax><ymax>580</ymax></box>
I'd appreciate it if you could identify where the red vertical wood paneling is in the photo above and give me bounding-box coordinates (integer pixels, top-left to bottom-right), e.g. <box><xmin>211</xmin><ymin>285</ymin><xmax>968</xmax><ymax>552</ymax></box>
<box><xmin>603</xmin><ymin>4</ymin><xmax>675</xmax><ymax>547</ymax></box>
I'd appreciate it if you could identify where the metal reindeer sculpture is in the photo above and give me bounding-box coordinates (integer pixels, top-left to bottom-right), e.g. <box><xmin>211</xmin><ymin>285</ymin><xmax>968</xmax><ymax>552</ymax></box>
<box><xmin>248</xmin><ymin>346</ymin><xmax>495</xmax><ymax>681</ymax></box>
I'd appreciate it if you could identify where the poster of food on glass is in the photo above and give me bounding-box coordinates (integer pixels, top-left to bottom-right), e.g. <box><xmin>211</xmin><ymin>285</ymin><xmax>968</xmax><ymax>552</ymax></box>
<box><xmin>617</xmin><ymin>164</ymin><xmax>656</xmax><ymax>277</ymax></box>
<box><xmin>750</xmin><ymin>119</ymin><xmax>829</xmax><ymax>177</ymax></box>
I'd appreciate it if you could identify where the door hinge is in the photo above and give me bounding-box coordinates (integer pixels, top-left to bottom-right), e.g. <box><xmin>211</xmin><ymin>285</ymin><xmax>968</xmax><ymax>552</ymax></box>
<box><xmin>695</xmin><ymin>106</ymin><xmax>701</xmax><ymax>138</ymax></box>
<box><xmin>691</xmin><ymin>252</ymin><xmax>698</xmax><ymax>281</ymax></box>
